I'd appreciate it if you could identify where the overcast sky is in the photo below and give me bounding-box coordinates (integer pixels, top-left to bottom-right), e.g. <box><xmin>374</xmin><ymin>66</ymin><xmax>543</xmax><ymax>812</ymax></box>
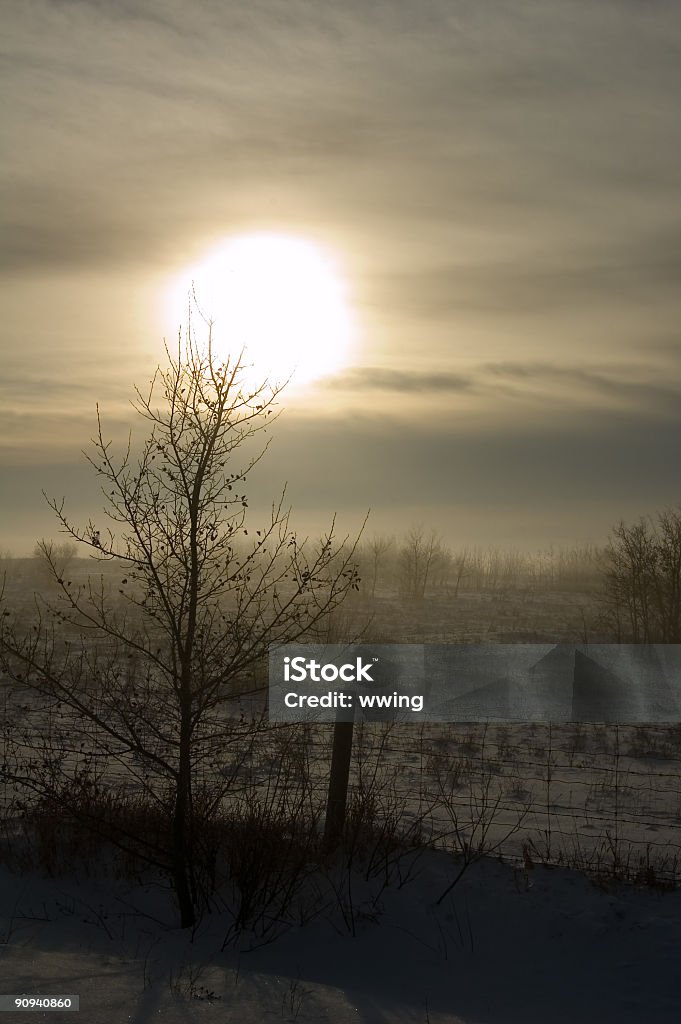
<box><xmin>2</xmin><ymin>0</ymin><xmax>681</xmax><ymax>554</ymax></box>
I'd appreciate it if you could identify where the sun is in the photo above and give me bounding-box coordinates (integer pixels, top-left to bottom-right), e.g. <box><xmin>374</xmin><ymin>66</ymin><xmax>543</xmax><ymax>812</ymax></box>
<box><xmin>164</xmin><ymin>233</ymin><xmax>354</xmax><ymax>387</ymax></box>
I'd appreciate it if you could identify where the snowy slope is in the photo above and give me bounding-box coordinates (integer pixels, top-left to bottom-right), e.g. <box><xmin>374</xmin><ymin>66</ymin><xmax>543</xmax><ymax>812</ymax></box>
<box><xmin>1</xmin><ymin>852</ymin><xmax>679</xmax><ymax>1023</ymax></box>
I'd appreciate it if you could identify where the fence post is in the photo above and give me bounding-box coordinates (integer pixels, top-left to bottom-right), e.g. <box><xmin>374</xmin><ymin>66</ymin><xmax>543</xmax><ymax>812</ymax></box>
<box><xmin>324</xmin><ymin>699</ymin><xmax>355</xmax><ymax>847</ymax></box>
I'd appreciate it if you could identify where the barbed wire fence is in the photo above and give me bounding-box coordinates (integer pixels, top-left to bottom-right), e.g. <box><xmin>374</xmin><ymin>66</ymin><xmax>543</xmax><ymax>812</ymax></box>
<box><xmin>350</xmin><ymin>719</ymin><xmax>681</xmax><ymax>881</ymax></box>
<box><xmin>2</xmin><ymin>676</ymin><xmax>680</xmax><ymax>888</ymax></box>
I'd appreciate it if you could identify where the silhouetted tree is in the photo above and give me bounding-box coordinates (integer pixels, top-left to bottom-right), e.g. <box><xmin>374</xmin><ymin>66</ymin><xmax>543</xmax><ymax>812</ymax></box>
<box><xmin>602</xmin><ymin>508</ymin><xmax>681</xmax><ymax>641</ymax></box>
<box><xmin>366</xmin><ymin>534</ymin><xmax>394</xmax><ymax>598</ymax></box>
<box><xmin>397</xmin><ymin>526</ymin><xmax>448</xmax><ymax>600</ymax></box>
<box><xmin>0</xmin><ymin>320</ymin><xmax>361</xmax><ymax>927</ymax></box>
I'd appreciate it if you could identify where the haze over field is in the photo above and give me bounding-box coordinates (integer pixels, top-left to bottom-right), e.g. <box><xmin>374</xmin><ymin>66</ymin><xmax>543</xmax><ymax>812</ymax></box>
<box><xmin>2</xmin><ymin>0</ymin><xmax>681</xmax><ymax>552</ymax></box>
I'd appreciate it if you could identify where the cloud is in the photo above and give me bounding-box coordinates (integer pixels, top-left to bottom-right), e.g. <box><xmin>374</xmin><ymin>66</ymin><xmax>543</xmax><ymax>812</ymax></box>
<box><xmin>2</xmin><ymin>0</ymin><xmax>681</xmax><ymax>550</ymax></box>
<box><xmin>3</xmin><ymin>0</ymin><xmax>681</xmax><ymax>283</ymax></box>
<box><xmin>4</xmin><ymin>398</ymin><xmax>680</xmax><ymax>552</ymax></box>
<box><xmin>260</xmin><ymin>403</ymin><xmax>681</xmax><ymax>514</ymax></box>
<box><xmin>319</xmin><ymin>359</ymin><xmax>681</xmax><ymax>421</ymax></box>
<box><xmin>325</xmin><ymin>367</ymin><xmax>474</xmax><ymax>394</ymax></box>
<box><xmin>360</xmin><ymin>231</ymin><xmax>681</xmax><ymax>320</ymax></box>
<box><xmin>481</xmin><ymin>362</ymin><xmax>681</xmax><ymax>416</ymax></box>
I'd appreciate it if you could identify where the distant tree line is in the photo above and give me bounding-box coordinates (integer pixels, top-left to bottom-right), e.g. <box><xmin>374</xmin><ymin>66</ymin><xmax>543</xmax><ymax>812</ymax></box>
<box><xmin>354</xmin><ymin>528</ymin><xmax>602</xmax><ymax>599</ymax></box>
<box><xmin>2</xmin><ymin>531</ymin><xmax>604</xmax><ymax>600</ymax></box>
<box><xmin>354</xmin><ymin>507</ymin><xmax>681</xmax><ymax>643</ymax></box>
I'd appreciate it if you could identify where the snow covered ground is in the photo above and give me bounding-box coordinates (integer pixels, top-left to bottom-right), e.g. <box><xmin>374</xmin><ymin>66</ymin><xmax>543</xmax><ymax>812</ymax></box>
<box><xmin>1</xmin><ymin>852</ymin><xmax>680</xmax><ymax>1024</ymax></box>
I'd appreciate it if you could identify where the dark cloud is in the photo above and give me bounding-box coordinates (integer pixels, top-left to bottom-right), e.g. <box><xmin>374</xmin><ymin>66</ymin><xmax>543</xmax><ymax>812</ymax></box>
<box><xmin>6</xmin><ymin>399</ymin><xmax>678</xmax><ymax>553</ymax></box>
<box><xmin>325</xmin><ymin>367</ymin><xmax>474</xmax><ymax>394</ymax></box>
<box><xmin>481</xmin><ymin>363</ymin><xmax>681</xmax><ymax>416</ymax></box>
<box><xmin>254</xmin><ymin>405</ymin><xmax>681</xmax><ymax>515</ymax></box>
<box><xmin>0</xmin><ymin>187</ymin><xmax>158</xmax><ymax>275</ymax></box>
<box><xmin>320</xmin><ymin>360</ymin><xmax>681</xmax><ymax>420</ymax></box>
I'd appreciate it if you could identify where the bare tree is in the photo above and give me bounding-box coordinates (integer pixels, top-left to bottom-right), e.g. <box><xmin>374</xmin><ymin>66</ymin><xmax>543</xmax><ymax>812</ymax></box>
<box><xmin>450</xmin><ymin>548</ymin><xmax>470</xmax><ymax>598</ymax></box>
<box><xmin>32</xmin><ymin>540</ymin><xmax>78</xmax><ymax>587</ymax></box>
<box><xmin>397</xmin><ymin>526</ymin><xmax>448</xmax><ymax>601</ymax></box>
<box><xmin>366</xmin><ymin>534</ymin><xmax>394</xmax><ymax>599</ymax></box>
<box><xmin>0</xmin><ymin>549</ymin><xmax>12</xmax><ymax>582</ymax></box>
<box><xmin>601</xmin><ymin>508</ymin><xmax>681</xmax><ymax>641</ymax></box>
<box><xmin>0</xmin><ymin>321</ymin><xmax>361</xmax><ymax>927</ymax></box>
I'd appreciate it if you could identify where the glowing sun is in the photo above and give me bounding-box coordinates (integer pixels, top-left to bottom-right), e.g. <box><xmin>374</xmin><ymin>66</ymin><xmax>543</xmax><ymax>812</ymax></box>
<box><xmin>165</xmin><ymin>233</ymin><xmax>354</xmax><ymax>386</ymax></box>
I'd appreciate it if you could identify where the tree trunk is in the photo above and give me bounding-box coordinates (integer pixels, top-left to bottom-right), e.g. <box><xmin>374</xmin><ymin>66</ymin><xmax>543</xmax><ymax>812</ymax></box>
<box><xmin>172</xmin><ymin>696</ymin><xmax>195</xmax><ymax>928</ymax></box>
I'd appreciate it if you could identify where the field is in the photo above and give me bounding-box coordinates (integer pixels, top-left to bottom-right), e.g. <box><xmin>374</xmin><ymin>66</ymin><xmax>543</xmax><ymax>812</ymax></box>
<box><xmin>2</xmin><ymin>562</ymin><xmax>679</xmax><ymax>880</ymax></box>
<box><xmin>1</xmin><ymin>562</ymin><xmax>680</xmax><ymax>1021</ymax></box>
